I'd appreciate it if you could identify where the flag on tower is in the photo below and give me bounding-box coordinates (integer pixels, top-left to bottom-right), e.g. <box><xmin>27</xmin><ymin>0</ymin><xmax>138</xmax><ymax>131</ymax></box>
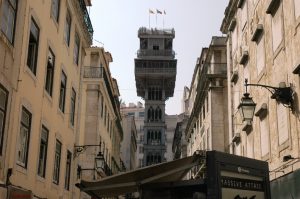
<box><xmin>149</xmin><ymin>9</ymin><xmax>154</xmax><ymax>14</ymax></box>
<box><xmin>164</xmin><ymin>10</ymin><xmax>166</xmax><ymax>15</ymax></box>
<box><xmin>156</xmin><ymin>9</ymin><xmax>162</xmax><ymax>14</ymax></box>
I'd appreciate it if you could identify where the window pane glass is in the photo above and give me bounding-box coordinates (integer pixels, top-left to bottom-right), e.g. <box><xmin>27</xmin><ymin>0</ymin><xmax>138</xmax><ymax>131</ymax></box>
<box><xmin>271</xmin><ymin>5</ymin><xmax>283</xmax><ymax>52</ymax></box>
<box><xmin>1</xmin><ymin>0</ymin><xmax>17</xmax><ymax>43</ymax></box>
<box><xmin>295</xmin><ymin>0</ymin><xmax>300</xmax><ymax>18</ymax></box>
<box><xmin>277</xmin><ymin>103</ymin><xmax>288</xmax><ymax>145</ymax></box>
<box><xmin>51</xmin><ymin>0</ymin><xmax>59</xmax><ymax>21</ymax></box>
<box><xmin>0</xmin><ymin>89</ymin><xmax>7</xmax><ymax>109</ymax></box>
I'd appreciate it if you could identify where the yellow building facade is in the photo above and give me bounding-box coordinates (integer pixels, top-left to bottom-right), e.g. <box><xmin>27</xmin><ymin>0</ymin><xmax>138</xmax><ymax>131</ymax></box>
<box><xmin>0</xmin><ymin>0</ymin><xmax>93</xmax><ymax>198</ymax></box>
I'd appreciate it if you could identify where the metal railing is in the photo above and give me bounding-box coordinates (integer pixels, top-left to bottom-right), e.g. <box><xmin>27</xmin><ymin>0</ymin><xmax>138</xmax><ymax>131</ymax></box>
<box><xmin>83</xmin><ymin>66</ymin><xmax>103</xmax><ymax>78</ymax></box>
<box><xmin>138</xmin><ymin>27</ymin><xmax>175</xmax><ymax>35</ymax></box>
<box><xmin>137</xmin><ymin>49</ymin><xmax>175</xmax><ymax>58</ymax></box>
<box><xmin>135</xmin><ymin>67</ymin><xmax>176</xmax><ymax>75</ymax></box>
<box><xmin>79</xmin><ymin>0</ymin><xmax>94</xmax><ymax>39</ymax></box>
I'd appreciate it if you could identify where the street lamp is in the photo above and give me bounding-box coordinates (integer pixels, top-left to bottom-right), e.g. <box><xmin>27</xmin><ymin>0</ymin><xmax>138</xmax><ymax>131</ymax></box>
<box><xmin>95</xmin><ymin>151</ymin><xmax>105</xmax><ymax>170</ymax></box>
<box><xmin>238</xmin><ymin>79</ymin><xmax>256</xmax><ymax>122</ymax></box>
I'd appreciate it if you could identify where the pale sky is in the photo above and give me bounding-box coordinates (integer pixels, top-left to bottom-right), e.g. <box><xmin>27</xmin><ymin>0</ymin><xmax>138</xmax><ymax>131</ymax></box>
<box><xmin>89</xmin><ymin>0</ymin><xmax>228</xmax><ymax>115</ymax></box>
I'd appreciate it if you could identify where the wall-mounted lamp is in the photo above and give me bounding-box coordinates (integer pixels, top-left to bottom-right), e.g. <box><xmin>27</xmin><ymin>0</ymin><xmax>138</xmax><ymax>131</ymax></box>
<box><xmin>239</xmin><ymin>78</ymin><xmax>294</xmax><ymax>122</ymax></box>
<box><xmin>244</xmin><ymin>78</ymin><xmax>294</xmax><ymax>109</ymax></box>
<box><xmin>238</xmin><ymin>80</ymin><xmax>256</xmax><ymax>123</ymax></box>
<box><xmin>74</xmin><ymin>144</ymin><xmax>102</xmax><ymax>157</ymax></box>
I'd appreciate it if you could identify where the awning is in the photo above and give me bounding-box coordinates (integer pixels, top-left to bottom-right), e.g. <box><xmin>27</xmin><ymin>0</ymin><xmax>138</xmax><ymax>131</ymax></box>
<box><xmin>76</xmin><ymin>153</ymin><xmax>204</xmax><ymax>198</ymax></box>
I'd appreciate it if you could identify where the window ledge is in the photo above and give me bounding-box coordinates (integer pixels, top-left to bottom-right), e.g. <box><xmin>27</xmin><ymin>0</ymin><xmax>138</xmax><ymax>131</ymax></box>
<box><xmin>292</xmin><ymin>63</ymin><xmax>300</xmax><ymax>75</ymax></box>
<box><xmin>242</xmin><ymin>121</ymin><xmax>252</xmax><ymax>133</ymax></box>
<box><xmin>239</xmin><ymin>50</ymin><xmax>249</xmax><ymax>65</ymax></box>
<box><xmin>228</xmin><ymin>18</ymin><xmax>237</xmax><ymax>31</ymax></box>
<box><xmin>266</xmin><ymin>0</ymin><xmax>281</xmax><ymax>15</ymax></box>
<box><xmin>230</xmin><ymin>70</ymin><xmax>239</xmax><ymax>83</ymax></box>
<box><xmin>237</xmin><ymin>0</ymin><xmax>245</xmax><ymax>8</ymax></box>
<box><xmin>251</xmin><ymin>24</ymin><xmax>263</xmax><ymax>42</ymax></box>
<box><xmin>232</xmin><ymin>132</ymin><xmax>241</xmax><ymax>143</ymax></box>
<box><xmin>254</xmin><ymin>103</ymin><xmax>268</xmax><ymax>117</ymax></box>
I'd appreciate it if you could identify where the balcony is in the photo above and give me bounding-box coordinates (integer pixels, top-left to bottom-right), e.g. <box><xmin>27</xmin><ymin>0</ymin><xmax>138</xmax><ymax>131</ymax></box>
<box><xmin>83</xmin><ymin>66</ymin><xmax>103</xmax><ymax>78</ymax></box>
<box><xmin>206</xmin><ymin>63</ymin><xmax>227</xmax><ymax>76</ymax></box>
<box><xmin>137</xmin><ymin>49</ymin><xmax>175</xmax><ymax>58</ymax></box>
<box><xmin>135</xmin><ymin>67</ymin><xmax>176</xmax><ymax>76</ymax></box>
<box><xmin>79</xmin><ymin>0</ymin><xmax>94</xmax><ymax>39</ymax></box>
<box><xmin>138</xmin><ymin>27</ymin><xmax>175</xmax><ymax>37</ymax></box>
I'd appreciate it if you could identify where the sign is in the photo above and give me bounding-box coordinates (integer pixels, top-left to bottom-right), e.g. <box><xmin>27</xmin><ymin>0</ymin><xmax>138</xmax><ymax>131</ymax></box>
<box><xmin>8</xmin><ymin>187</ymin><xmax>32</xmax><ymax>199</ymax></box>
<box><xmin>206</xmin><ymin>151</ymin><xmax>271</xmax><ymax>199</ymax></box>
<box><xmin>221</xmin><ymin>176</ymin><xmax>265</xmax><ymax>199</ymax></box>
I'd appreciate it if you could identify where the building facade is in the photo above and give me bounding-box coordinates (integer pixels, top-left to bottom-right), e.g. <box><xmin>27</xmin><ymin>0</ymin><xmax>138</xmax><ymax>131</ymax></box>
<box><xmin>120</xmin><ymin>114</ymin><xmax>137</xmax><ymax>170</ymax></box>
<box><xmin>120</xmin><ymin>102</ymin><xmax>145</xmax><ymax>168</ymax></box>
<box><xmin>185</xmin><ymin>37</ymin><xmax>228</xmax><ymax>155</ymax></box>
<box><xmin>221</xmin><ymin>0</ymin><xmax>300</xmax><ymax>197</ymax></box>
<box><xmin>184</xmin><ymin>37</ymin><xmax>228</xmax><ymax>179</ymax></box>
<box><xmin>0</xmin><ymin>0</ymin><xmax>93</xmax><ymax>198</ymax></box>
<box><xmin>134</xmin><ymin>27</ymin><xmax>177</xmax><ymax>166</ymax></box>
<box><xmin>78</xmin><ymin>46</ymin><xmax>123</xmax><ymax>190</ymax></box>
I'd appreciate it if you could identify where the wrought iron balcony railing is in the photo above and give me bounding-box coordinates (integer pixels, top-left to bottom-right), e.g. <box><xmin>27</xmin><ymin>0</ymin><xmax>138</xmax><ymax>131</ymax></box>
<box><xmin>137</xmin><ymin>49</ymin><xmax>175</xmax><ymax>58</ymax></box>
<box><xmin>79</xmin><ymin>0</ymin><xmax>94</xmax><ymax>39</ymax></box>
<box><xmin>135</xmin><ymin>67</ymin><xmax>176</xmax><ymax>75</ymax></box>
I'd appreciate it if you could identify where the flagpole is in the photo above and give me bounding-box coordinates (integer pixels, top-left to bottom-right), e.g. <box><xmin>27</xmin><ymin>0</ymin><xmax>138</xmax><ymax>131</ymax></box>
<box><xmin>163</xmin><ymin>10</ymin><xmax>166</xmax><ymax>30</ymax></box>
<box><xmin>156</xmin><ymin>12</ymin><xmax>157</xmax><ymax>28</ymax></box>
<box><xmin>149</xmin><ymin>12</ymin><xmax>150</xmax><ymax>28</ymax></box>
<box><xmin>163</xmin><ymin>12</ymin><xmax>165</xmax><ymax>29</ymax></box>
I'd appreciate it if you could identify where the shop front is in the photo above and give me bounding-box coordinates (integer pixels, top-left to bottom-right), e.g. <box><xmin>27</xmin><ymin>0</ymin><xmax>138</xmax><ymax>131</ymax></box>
<box><xmin>77</xmin><ymin>151</ymin><xmax>271</xmax><ymax>199</ymax></box>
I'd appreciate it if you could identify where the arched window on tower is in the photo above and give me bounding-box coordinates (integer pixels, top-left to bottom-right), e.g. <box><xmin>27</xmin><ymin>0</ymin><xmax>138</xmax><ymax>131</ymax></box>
<box><xmin>148</xmin><ymin>106</ymin><xmax>154</xmax><ymax>121</ymax></box>
<box><xmin>158</xmin><ymin>131</ymin><xmax>161</xmax><ymax>144</ymax></box>
<box><xmin>158</xmin><ymin>107</ymin><xmax>162</xmax><ymax>120</ymax></box>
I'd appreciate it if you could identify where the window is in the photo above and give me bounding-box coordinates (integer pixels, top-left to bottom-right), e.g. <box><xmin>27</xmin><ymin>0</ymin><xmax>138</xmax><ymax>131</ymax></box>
<box><xmin>64</xmin><ymin>150</ymin><xmax>71</xmax><ymax>190</ymax></box>
<box><xmin>240</xmin><ymin>0</ymin><xmax>247</xmax><ymax>30</ymax></box>
<box><xmin>246</xmin><ymin>133</ymin><xmax>254</xmax><ymax>158</ymax></box>
<box><xmin>139</xmin><ymin>146</ymin><xmax>143</xmax><ymax>154</ymax></box>
<box><xmin>45</xmin><ymin>48</ymin><xmax>55</xmax><ymax>96</ymax></box>
<box><xmin>231</xmin><ymin>26</ymin><xmax>238</xmax><ymax>53</ymax></box>
<box><xmin>70</xmin><ymin>88</ymin><xmax>76</xmax><ymax>126</ymax></box>
<box><xmin>64</xmin><ymin>9</ymin><xmax>71</xmax><ymax>46</ymax></box>
<box><xmin>38</xmin><ymin>126</ymin><xmax>48</xmax><ymax>177</ymax></box>
<box><xmin>59</xmin><ymin>71</ymin><xmax>67</xmax><ymax>112</ymax></box>
<box><xmin>138</xmin><ymin>112</ymin><xmax>144</xmax><ymax>117</ymax></box>
<box><xmin>259</xmin><ymin>116</ymin><xmax>269</xmax><ymax>157</ymax></box>
<box><xmin>277</xmin><ymin>103</ymin><xmax>288</xmax><ymax>145</ymax></box>
<box><xmin>17</xmin><ymin>107</ymin><xmax>31</xmax><ymax>168</ymax></box>
<box><xmin>140</xmin><ymin>135</ymin><xmax>144</xmax><ymax>142</ymax></box>
<box><xmin>256</xmin><ymin>35</ymin><xmax>265</xmax><ymax>74</ymax></box>
<box><xmin>53</xmin><ymin>140</ymin><xmax>61</xmax><ymax>184</ymax></box>
<box><xmin>128</xmin><ymin>112</ymin><xmax>135</xmax><ymax>116</ymax></box>
<box><xmin>0</xmin><ymin>85</ymin><xmax>8</xmax><ymax>155</ymax></box>
<box><xmin>51</xmin><ymin>0</ymin><xmax>60</xmax><ymax>22</ymax></box>
<box><xmin>104</xmin><ymin>105</ymin><xmax>107</xmax><ymax>125</ymax></box>
<box><xmin>26</xmin><ymin>18</ymin><xmax>39</xmax><ymax>75</ymax></box>
<box><xmin>295</xmin><ymin>0</ymin><xmax>300</xmax><ymax>19</ymax></box>
<box><xmin>153</xmin><ymin>45</ymin><xmax>159</xmax><ymax>50</ymax></box>
<box><xmin>73</xmin><ymin>32</ymin><xmax>80</xmax><ymax>65</ymax></box>
<box><xmin>271</xmin><ymin>3</ymin><xmax>283</xmax><ymax>52</ymax></box>
<box><xmin>101</xmin><ymin>95</ymin><xmax>104</xmax><ymax>118</ymax></box>
<box><xmin>1</xmin><ymin>0</ymin><xmax>17</xmax><ymax>43</ymax></box>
